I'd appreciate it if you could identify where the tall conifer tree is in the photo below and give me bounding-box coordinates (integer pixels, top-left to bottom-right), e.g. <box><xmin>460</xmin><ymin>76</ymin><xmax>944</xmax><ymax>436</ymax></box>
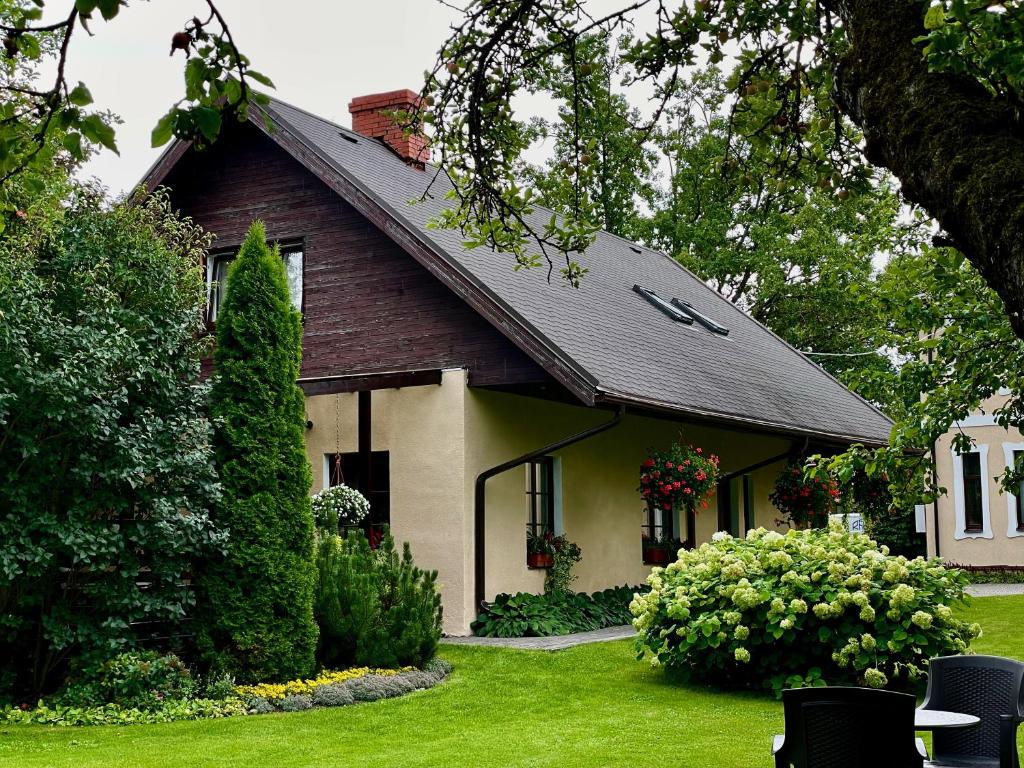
<box><xmin>197</xmin><ymin>221</ymin><xmax>317</xmax><ymax>682</ymax></box>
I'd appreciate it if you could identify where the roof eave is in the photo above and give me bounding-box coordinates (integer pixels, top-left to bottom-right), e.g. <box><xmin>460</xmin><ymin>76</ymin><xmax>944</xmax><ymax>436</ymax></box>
<box><xmin>595</xmin><ymin>389</ymin><xmax>892</xmax><ymax>449</ymax></box>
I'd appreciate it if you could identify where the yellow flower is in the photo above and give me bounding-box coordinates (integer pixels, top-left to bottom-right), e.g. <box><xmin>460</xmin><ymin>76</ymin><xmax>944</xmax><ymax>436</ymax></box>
<box><xmin>234</xmin><ymin>666</ymin><xmax>413</xmax><ymax>700</ymax></box>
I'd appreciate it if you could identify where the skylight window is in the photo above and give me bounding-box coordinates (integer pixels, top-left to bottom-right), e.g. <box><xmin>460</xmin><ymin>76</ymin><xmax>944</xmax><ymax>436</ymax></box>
<box><xmin>633</xmin><ymin>285</ymin><xmax>693</xmax><ymax>324</ymax></box>
<box><xmin>633</xmin><ymin>284</ymin><xmax>731</xmax><ymax>337</ymax></box>
<box><xmin>670</xmin><ymin>298</ymin><xmax>730</xmax><ymax>336</ymax></box>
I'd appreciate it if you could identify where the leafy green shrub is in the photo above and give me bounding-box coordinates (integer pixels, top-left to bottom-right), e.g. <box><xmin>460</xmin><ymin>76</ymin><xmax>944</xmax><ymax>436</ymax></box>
<box><xmin>632</xmin><ymin>526</ymin><xmax>979</xmax><ymax>695</ymax></box>
<box><xmin>201</xmin><ymin>674</ymin><xmax>237</xmax><ymax>702</ymax></box>
<box><xmin>545</xmin><ymin>535</ymin><xmax>582</xmax><ymax>593</ymax></box>
<box><xmin>844</xmin><ymin>469</ymin><xmax>924</xmax><ymax>558</ymax></box>
<box><xmin>0</xmin><ymin>697</ymin><xmax>247</xmax><ymax>727</ymax></box>
<box><xmin>311</xmin><ymin>484</ymin><xmax>370</xmax><ymax>530</ymax></box>
<box><xmin>315</xmin><ymin>528</ymin><xmax>442</xmax><ymax>669</ymax></box>
<box><xmin>472</xmin><ymin>585</ymin><xmax>638</xmax><ymax>637</ymax></box>
<box><xmin>0</xmin><ymin>187</ymin><xmax>223</xmax><ymax>699</ymax></box>
<box><xmin>278</xmin><ymin>694</ymin><xmax>313</xmax><ymax>712</ymax></box>
<box><xmin>57</xmin><ymin>652</ymin><xmax>194</xmax><ymax>712</ymax></box>
<box><xmin>959</xmin><ymin>567</ymin><xmax>1024</xmax><ymax>584</ymax></box>
<box><xmin>196</xmin><ymin>221</ymin><xmax>318</xmax><ymax>683</ymax></box>
<box><xmin>312</xmin><ymin>683</ymin><xmax>355</xmax><ymax>708</ymax></box>
<box><xmin>247</xmin><ymin>697</ymin><xmax>275</xmax><ymax>715</ymax></box>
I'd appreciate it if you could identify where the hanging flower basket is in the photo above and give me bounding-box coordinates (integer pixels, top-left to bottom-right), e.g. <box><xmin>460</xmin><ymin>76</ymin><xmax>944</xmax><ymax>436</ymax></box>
<box><xmin>311</xmin><ymin>484</ymin><xmax>370</xmax><ymax>531</ymax></box>
<box><xmin>769</xmin><ymin>459</ymin><xmax>840</xmax><ymax>529</ymax></box>
<box><xmin>639</xmin><ymin>442</ymin><xmax>721</xmax><ymax>517</ymax></box>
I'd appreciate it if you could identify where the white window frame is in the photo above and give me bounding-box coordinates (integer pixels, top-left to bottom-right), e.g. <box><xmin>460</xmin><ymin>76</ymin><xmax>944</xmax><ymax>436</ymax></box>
<box><xmin>951</xmin><ymin>445</ymin><xmax>993</xmax><ymax>540</ymax></box>
<box><xmin>1001</xmin><ymin>442</ymin><xmax>1024</xmax><ymax>539</ymax></box>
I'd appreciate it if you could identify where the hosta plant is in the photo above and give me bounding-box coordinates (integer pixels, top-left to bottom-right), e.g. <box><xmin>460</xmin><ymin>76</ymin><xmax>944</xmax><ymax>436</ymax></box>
<box><xmin>631</xmin><ymin>525</ymin><xmax>979</xmax><ymax>695</ymax></box>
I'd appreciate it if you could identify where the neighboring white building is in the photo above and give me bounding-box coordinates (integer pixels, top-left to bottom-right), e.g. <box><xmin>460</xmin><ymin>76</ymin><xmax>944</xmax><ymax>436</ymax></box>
<box><xmin>927</xmin><ymin>391</ymin><xmax>1024</xmax><ymax>567</ymax></box>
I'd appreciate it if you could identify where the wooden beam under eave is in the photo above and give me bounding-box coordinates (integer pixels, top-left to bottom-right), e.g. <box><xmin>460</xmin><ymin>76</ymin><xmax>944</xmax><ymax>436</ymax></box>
<box><xmin>298</xmin><ymin>369</ymin><xmax>444</xmax><ymax>396</ymax></box>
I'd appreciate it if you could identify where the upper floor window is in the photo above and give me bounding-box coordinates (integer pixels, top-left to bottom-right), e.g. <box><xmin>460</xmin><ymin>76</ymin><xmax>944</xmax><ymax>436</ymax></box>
<box><xmin>207</xmin><ymin>242</ymin><xmax>304</xmax><ymax>322</ymax></box>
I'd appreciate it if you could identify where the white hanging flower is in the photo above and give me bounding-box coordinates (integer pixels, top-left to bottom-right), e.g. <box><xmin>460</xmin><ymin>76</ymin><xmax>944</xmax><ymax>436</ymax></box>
<box><xmin>311</xmin><ymin>484</ymin><xmax>370</xmax><ymax>529</ymax></box>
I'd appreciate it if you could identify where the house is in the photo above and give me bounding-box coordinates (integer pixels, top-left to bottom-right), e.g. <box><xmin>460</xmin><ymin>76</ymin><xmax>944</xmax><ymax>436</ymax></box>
<box><xmin>142</xmin><ymin>88</ymin><xmax>893</xmax><ymax>635</ymax></box>
<box><xmin>926</xmin><ymin>391</ymin><xmax>1024</xmax><ymax>568</ymax></box>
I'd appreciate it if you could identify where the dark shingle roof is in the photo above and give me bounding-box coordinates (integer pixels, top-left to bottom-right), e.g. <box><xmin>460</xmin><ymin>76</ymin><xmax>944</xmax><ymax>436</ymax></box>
<box><xmin>185</xmin><ymin>95</ymin><xmax>895</xmax><ymax>445</ymax></box>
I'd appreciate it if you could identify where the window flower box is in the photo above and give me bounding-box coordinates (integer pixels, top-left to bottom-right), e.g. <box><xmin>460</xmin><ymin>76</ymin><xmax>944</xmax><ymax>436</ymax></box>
<box><xmin>527</xmin><ymin>551</ymin><xmax>554</xmax><ymax>569</ymax></box>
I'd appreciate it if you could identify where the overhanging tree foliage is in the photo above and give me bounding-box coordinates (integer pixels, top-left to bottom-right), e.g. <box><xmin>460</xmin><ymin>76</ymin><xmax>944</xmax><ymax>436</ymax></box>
<box><xmin>417</xmin><ymin>0</ymin><xmax>1024</xmax><ymax>343</ymax></box>
<box><xmin>196</xmin><ymin>220</ymin><xmax>317</xmax><ymax>683</ymax></box>
<box><xmin>522</xmin><ymin>44</ymin><xmax>915</xmax><ymax>389</ymax></box>
<box><xmin>0</xmin><ymin>178</ymin><xmax>223</xmax><ymax>700</ymax></box>
<box><xmin>0</xmin><ymin>0</ymin><xmax>269</xmax><ymax>220</ymax></box>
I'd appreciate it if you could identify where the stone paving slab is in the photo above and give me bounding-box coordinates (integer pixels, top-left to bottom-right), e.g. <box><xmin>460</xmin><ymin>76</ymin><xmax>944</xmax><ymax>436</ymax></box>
<box><xmin>965</xmin><ymin>584</ymin><xmax>1024</xmax><ymax>597</ymax></box>
<box><xmin>442</xmin><ymin>625</ymin><xmax>636</xmax><ymax>650</ymax></box>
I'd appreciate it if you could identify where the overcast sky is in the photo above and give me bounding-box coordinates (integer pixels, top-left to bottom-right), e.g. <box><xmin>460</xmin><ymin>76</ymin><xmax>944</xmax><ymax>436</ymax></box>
<box><xmin>71</xmin><ymin>0</ymin><xmax>654</xmax><ymax>196</ymax></box>
<box><xmin>73</xmin><ymin>1</ymin><xmax>464</xmax><ymax>195</ymax></box>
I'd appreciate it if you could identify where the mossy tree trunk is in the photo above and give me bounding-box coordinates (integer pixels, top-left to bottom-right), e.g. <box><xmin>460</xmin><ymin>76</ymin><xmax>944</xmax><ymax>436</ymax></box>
<box><xmin>832</xmin><ymin>0</ymin><xmax>1024</xmax><ymax>338</ymax></box>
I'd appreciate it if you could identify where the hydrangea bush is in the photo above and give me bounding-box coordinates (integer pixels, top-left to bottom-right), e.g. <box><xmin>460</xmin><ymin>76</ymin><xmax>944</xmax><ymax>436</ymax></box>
<box><xmin>311</xmin><ymin>484</ymin><xmax>371</xmax><ymax>530</ymax></box>
<box><xmin>631</xmin><ymin>525</ymin><xmax>980</xmax><ymax>695</ymax></box>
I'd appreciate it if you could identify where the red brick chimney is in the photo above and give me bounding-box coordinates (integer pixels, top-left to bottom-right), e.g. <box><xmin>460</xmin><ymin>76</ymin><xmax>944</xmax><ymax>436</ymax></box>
<box><xmin>348</xmin><ymin>89</ymin><xmax>428</xmax><ymax>167</ymax></box>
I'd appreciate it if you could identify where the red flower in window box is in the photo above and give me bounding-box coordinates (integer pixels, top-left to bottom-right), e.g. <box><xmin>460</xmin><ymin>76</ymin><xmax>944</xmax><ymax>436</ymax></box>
<box><xmin>526</xmin><ymin>529</ymin><xmax>555</xmax><ymax>568</ymax></box>
<box><xmin>642</xmin><ymin>532</ymin><xmax>680</xmax><ymax>565</ymax></box>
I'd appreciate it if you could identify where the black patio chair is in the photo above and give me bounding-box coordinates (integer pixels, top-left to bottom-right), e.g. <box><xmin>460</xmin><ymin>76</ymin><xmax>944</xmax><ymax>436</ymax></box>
<box><xmin>919</xmin><ymin>654</ymin><xmax>1024</xmax><ymax>768</ymax></box>
<box><xmin>772</xmin><ymin>686</ymin><xmax>927</xmax><ymax>768</ymax></box>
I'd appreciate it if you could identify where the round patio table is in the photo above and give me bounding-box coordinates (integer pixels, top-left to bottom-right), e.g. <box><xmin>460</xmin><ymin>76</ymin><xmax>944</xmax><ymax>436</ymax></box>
<box><xmin>914</xmin><ymin>709</ymin><xmax>981</xmax><ymax>731</ymax></box>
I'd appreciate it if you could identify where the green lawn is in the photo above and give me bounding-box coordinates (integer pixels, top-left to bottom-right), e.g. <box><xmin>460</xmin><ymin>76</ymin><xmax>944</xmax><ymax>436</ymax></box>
<box><xmin>1</xmin><ymin>596</ymin><xmax>1022</xmax><ymax>768</ymax></box>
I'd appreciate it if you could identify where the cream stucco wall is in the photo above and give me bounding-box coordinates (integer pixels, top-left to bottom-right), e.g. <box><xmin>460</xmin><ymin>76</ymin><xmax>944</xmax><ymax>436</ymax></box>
<box><xmin>929</xmin><ymin>391</ymin><xmax>1024</xmax><ymax>567</ymax></box>
<box><xmin>304</xmin><ymin>369</ymin><xmax>474</xmax><ymax>635</ymax></box>
<box><xmin>304</xmin><ymin>372</ymin><xmax>805</xmax><ymax>636</ymax></box>
<box><xmin>463</xmin><ymin>388</ymin><xmax>792</xmax><ymax>609</ymax></box>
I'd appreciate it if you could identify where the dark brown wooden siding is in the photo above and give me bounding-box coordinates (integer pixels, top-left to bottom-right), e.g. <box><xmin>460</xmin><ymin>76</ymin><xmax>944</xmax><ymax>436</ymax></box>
<box><xmin>163</xmin><ymin>122</ymin><xmax>546</xmax><ymax>387</ymax></box>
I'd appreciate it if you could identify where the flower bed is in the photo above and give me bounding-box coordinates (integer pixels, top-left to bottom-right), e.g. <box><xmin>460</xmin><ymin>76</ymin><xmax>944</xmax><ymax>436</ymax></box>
<box><xmin>234</xmin><ymin>666</ymin><xmax>413</xmax><ymax>700</ymax></box>
<box><xmin>1</xmin><ymin>662</ymin><xmax>453</xmax><ymax>727</ymax></box>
